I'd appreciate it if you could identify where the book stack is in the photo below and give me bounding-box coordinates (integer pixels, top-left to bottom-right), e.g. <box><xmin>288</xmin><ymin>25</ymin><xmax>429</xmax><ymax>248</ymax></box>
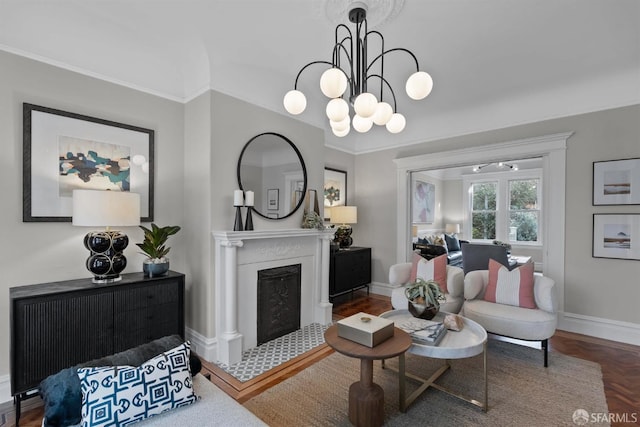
<box><xmin>397</xmin><ymin>318</ymin><xmax>447</xmax><ymax>346</ymax></box>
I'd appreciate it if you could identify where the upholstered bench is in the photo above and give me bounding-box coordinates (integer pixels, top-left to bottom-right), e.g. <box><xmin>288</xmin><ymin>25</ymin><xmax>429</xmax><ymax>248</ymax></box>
<box><xmin>462</xmin><ymin>266</ymin><xmax>558</xmax><ymax>366</ymax></box>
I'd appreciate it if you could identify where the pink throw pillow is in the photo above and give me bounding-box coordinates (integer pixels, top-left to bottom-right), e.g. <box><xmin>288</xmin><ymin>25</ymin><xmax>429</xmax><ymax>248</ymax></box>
<box><xmin>409</xmin><ymin>253</ymin><xmax>448</xmax><ymax>293</ymax></box>
<box><xmin>485</xmin><ymin>259</ymin><xmax>536</xmax><ymax>308</ymax></box>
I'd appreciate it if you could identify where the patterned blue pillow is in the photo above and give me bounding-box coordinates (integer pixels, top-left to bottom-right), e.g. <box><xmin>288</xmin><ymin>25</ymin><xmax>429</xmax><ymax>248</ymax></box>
<box><xmin>77</xmin><ymin>342</ymin><xmax>199</xmax><ymax>426</ymax></box>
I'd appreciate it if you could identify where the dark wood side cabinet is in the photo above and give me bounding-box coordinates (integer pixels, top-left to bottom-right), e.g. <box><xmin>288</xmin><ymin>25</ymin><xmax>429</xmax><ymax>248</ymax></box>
<box><xmin>329</xmin><ymin>246</ymin><xmax>372</xmax><ymax>299</ymax></box>
<box><xmin>10</xmin><ymin>271</ymin><xmax>185</xmax><ymax>418</ymax></box>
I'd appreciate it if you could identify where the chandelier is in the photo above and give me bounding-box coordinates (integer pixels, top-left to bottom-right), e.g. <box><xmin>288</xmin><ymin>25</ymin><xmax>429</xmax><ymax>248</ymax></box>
<box><xmin>282</xmin><ymin>4</ymin><xmax>433</xmax><ymax>137</ymax></box>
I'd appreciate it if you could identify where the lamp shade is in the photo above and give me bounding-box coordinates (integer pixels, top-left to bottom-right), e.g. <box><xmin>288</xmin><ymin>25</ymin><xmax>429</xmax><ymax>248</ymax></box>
<box><xmin>72</xmin><ymin>190</ymin><xmax>140</xmax><ymax>227</ymax></box>
<box><xmin>330</xmin><ymin>206</ymin><xmax>357</xmax><ymax>224</ymax></box>
<box><xmin>445</xmin><ymin>223</ymin><xmax>460</xmax><ymax>234</ymax></box>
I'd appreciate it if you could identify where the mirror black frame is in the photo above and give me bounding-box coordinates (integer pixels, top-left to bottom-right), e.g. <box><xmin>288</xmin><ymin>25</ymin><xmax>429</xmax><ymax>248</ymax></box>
<box><xmin>237</xmin><ymin>132</ymin><xmax>307</xmax><ymax>220</ymax></box>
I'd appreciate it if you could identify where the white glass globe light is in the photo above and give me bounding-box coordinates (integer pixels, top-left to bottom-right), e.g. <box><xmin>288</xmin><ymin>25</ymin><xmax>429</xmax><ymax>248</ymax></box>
<box><xmin>332</xmin><ymin>126</ymin><xmax>350</xmax><ymax>137</ymax></box>
<box><xmin>352</xmin><ymin>114</ymin><xmax>373</xmax><ymax>133</ymax></box>
<box><xmin>372</xmin><ymin>102</ymin><xmax>393</xmax><ymax>126</ymax></box>
<box><xmin>141</xmin><ymin>162</ymin><xmax>150</xmax><ymax>174</ymax></box>
<box><xmin>283</xmin><ymin>90</ymin><xmax>307</xmax><ymax>115</ymax></box>
<box><xmin>330</xmin><ymin>115</ymin><xmax>350</xmax><ymax>132</ymax></box>
<box><xmin>320</xmin><ymin>68</ymin><xmax>348</xmax><ymax>98</ymax></box>
<box><xmin>406</xmin><ymin>71</ymin><xmax>433</xmax><ymax>100</ymax></box>
<box><xmin>326</xmin><ymin>98</ymin><xmax>349</xmax><ymax>122</ymax></box>
<box><xmin>353</xmin><ymin>92</ymin><xmax>378</xmax><ymax>118</ymax></box>
<box><xmin>386</xmin><ymin>113</ymin><xmax>406</xmax><ymax>133</ymax></box>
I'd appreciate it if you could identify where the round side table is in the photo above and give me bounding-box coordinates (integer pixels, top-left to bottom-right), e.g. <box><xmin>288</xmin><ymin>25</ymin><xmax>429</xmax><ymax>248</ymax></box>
<box><xmin>324</xmin><ymin>324</ymin><xmax>411</xmax><ymax>427</ymax></box>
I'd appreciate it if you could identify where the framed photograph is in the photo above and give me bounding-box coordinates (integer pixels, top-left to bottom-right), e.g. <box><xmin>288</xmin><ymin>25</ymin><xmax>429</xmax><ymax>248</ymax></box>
<box><xmin>324</xmin><ymin>167</ymin><xmax>347</xmax><ymax>207</ymax></box>
<box><xmin>593</xmin><ymin>214</ymin><xmax>640</xmax><ymax>261</ymax></box>
<box><xmin>23</xmin><ymin>103</ymin><xmax>154</xmax><ymax>222</ymax></box>
<box><xmin>412</xmin><ymin>179</ymin><xmax>435</xmax><ymax>223</ymax></box>
<box><xmin>267</xmin><ymin>212</ymin><xmax>279</xmax><ymax>219</ymax></box>
<box><xmin>593</xmin><ymin>158</ymin><xmax>640</xmax><ymax>205</ymax></box>
<box><xmin>267</xmin><ymin>189</ymin><xmax>279</xmax><ymax>210</ymax></box>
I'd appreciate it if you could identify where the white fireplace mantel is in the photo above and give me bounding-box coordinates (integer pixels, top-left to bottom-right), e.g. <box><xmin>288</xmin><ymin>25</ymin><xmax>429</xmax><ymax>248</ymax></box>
<box><xmin>212</xmin><ymin>228</ymin><xmax>335</xmax><ymax>365</ymax></box>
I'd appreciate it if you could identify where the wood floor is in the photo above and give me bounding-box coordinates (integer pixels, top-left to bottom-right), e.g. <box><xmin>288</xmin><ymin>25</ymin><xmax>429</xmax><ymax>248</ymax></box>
<box><xmin>12</xmin><ymin>290</ymin><xmax>640</xmax><ymax>427</ymax></box>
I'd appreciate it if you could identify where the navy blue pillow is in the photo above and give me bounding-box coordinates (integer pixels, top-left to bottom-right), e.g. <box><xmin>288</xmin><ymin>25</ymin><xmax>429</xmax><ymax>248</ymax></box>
<box><xmin>445</xmin><ymin>233</ymin><xmax>461</xmax><ymax>252</ymax></box>
<box><xmin>39</xmin><ymin>367</ymin><xmax>82</xmax><ymax>427</ymax></box>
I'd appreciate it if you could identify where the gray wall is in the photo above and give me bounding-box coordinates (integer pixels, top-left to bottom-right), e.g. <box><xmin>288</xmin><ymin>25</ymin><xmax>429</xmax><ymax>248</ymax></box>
<box><xmin>183</xmin><ymin>90</ymin><xmax>325</xmax><ymax>339</ymax></box>
<box><xmin>0</xmin><ymin>51</ymin><xmax>324</xmax><ymax>394</ymax></box>
<box><xmin>355</xmin><ymin>104</ymin><xmax>640</xmax><ymax>326</ymax></box>
<box><xmin>0</xmin><ymin>51</ymin><xmax>185</xmax><ymax>386</ymax></box>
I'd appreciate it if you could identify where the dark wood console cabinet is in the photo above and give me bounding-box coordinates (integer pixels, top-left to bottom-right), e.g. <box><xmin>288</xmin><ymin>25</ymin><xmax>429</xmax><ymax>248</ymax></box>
<box><xmin>329</xmin><ymin>246</ymin><xmax>372</xmax><ymax>299</ymax></box>
<box><xmin>10</xmin><ymin>271</ymin><xmax>185</xmax><ymax>417</ymax></box>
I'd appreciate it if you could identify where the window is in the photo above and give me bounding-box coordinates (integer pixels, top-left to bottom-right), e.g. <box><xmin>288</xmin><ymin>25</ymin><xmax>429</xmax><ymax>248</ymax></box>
<box><xmin>464</xmin><ymin>169</ymin><xmax>542</xmax><ymax>246</ymax></box>
<box><xmin>509</xmin><ymin>179</ymin><xmax>540</xmax><ymax>243</ymax></box>
<box><xmin>470</xmin><ymin>182</ymin><xmax>497</xmax><ymax>240</ymax></box>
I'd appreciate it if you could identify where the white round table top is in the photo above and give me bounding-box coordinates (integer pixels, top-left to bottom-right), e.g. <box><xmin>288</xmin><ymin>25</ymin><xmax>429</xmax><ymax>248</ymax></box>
<box><xmin>379</xmin><ymin>310</ymin><xmax>487</xmax><ymax>359</ymax></box>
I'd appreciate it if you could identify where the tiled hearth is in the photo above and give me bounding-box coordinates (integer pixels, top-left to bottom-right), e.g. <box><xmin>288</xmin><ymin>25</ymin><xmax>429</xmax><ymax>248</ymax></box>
<box><xmin>216</xmin><ymin>323</ymin><xmax>329</xmax><ymax>382</ymax></box>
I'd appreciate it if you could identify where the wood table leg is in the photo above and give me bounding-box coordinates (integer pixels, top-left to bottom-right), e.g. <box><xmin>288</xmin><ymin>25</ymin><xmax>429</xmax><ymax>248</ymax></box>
<box><xmin>348</xmin><ymin>358</ymin><xmax>384</xmax><ymax>427</ymax></box>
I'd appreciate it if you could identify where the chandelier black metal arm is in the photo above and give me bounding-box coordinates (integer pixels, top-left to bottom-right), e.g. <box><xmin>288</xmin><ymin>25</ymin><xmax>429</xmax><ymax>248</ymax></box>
<box><xmin>366</xmin><ymin>47</ymin><xmax>421</xmax><ymax>75</ymax></box>
<box><xmin>282</xmin><ymin>6</ymin><xmax>433</xmax><ymax>136</ymax></box>
<box><xmin>292</xmin><ymin>60</ymin><xmax>334</xmax><ymax>90</ymax></box>
<box><xmin>366</xmin><ymin>73</ymin><xmax>397</xmax><ymax>112</ymax></box>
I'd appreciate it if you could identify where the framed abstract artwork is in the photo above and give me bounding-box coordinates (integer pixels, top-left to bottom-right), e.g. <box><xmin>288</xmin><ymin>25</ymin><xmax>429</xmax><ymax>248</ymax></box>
<box><xmin>23</xmin><ymin>103</ymin><xmax>154</xmax><ymax>222</ymax></box>
<box><xmin>324</xmin><ymin>167</ymin><xmax>347</xmax><ymax>207</ymax></box>
<box><xmin>592</xmin><ymin>214</ymin><xmax>640</xmax><ymax>261</ymax></box>
<box><xmin>593</xmin><ymin>158</ymin><xmax>640</xmax><ymax>205</ymax></box>
<box><xmin>412</xmin><ymin>179</ymin><xmax>435</xmax><ymax>223</ymax></box>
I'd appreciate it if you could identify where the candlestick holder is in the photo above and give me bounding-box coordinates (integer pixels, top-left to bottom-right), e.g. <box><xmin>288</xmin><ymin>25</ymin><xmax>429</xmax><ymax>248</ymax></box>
<box><xmin>245</xmin><ymin>206</ymin><xmax>254</xmax><ymax>231</ymax></box>
<box><xmin>233</xmin><ymin>205</ymin><xmax>244</xmax><ymax>231</ymax></box>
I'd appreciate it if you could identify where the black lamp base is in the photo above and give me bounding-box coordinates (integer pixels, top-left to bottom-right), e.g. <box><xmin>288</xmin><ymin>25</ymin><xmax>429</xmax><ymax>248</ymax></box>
<box><xmin>83</xmin><ymin>230</ymin><xmax>128</xmax><ymax>284</ymax></box>
<box><xmin>333</xmin><ymin>225</ymin><xmax>353</xmax><ymax>248</ymax></box>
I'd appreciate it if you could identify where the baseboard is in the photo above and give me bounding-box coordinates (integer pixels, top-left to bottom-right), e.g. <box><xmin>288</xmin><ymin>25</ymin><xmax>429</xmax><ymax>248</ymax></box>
<box><xmin>369</xmin><ymin>281</ymin><xmax>401</xmax><ymax>297</ymax></box>
<box><xmin>558</xmin><ymin>311</ymin><xmax>640</xmax><ymax>346</ymax></box>
<box><xmin>185</xmin><ymin>326</ymin><xmax>217</xmax><ymax>363</ymax></box>
<box><xmin>0</xmin><ymin>375</ymin><xmax>9</xmax><ymax>406</ymax></box>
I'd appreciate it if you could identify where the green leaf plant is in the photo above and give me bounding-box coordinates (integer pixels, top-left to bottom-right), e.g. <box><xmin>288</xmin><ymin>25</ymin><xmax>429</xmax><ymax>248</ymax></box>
<box><xmin>136</xmin><ymin>223</ymin><xmax>181</xmax><ymax>261</ymax></box>
<box><xmin>404</xmin><ymin>278</ymin><xmax>446</xmax><ymax>309</ymax></box>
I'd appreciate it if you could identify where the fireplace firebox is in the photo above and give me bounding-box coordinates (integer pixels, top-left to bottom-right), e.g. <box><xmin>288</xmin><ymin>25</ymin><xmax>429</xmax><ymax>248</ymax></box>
<box><xmin>257</xmin><ymin>264</ymin><xmax>302</xmax><ymax>345</ymax></box>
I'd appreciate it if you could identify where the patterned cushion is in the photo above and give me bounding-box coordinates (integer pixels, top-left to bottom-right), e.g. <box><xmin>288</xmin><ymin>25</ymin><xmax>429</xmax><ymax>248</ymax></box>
<box><xmin>484</xmin><ymin>258</ymin><xmax>536</xmax><ymax>308</ymax></box>
<box><xmin>78</xmin><ymin>342</ymin><xmax>199</xmax><ymax>426</ymax></box>
<box><xmin>409</xmin><ymin>253</ymin><xmax>448</xmax><ymax>293</ymax></box>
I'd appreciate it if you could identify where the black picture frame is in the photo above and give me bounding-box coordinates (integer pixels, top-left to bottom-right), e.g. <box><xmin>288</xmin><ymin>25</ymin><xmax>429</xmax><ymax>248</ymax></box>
<box><xmin>592</xmin><ymin>157</ymin><xmax>640</xmax><ymax>205</ymax></box>
<box><xmin>23</xmin><ymin>103</ymin><xmax>154</xmax><ymax>222</ymax></box>
<box><xmin>592</xmin><ymin>213</ymin><xmax>639</xmax><ymax>261</ymax></box>
<box><xmin>324</xmin><ymin>167</ymin><xmax>347</xmax><ymax>207</ymax></box>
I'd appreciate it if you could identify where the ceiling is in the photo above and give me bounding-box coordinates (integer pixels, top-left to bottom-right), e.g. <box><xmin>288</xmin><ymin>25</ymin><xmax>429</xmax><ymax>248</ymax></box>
<box><xmin>1</xmin><ymin>0</ymin><xmax>638</xmax><ymax>154</ymax></box>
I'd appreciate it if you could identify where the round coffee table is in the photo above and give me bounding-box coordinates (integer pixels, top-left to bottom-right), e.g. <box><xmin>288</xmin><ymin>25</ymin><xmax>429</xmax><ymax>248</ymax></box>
<box><xmin>379</xmin><ymin>309</ymin><xmax>488</xmax><ymax>412</ymax></box>
<box><xmin>324</xmin><ymin>324</ymin><xmax>411</xmax><ymax>427</ymax></box>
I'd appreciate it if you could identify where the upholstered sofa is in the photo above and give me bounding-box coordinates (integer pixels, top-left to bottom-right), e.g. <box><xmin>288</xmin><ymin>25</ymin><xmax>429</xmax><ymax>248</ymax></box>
<box><xmin>38</xmin><ymin>335</ymin><xmax>266</xmax><ymax>426</ymax></box>
<box><xmin>413</xmin><ymin>234</ymin><xmax>467</xmax><ymax>268</ymax></box>
<box><xmin>389</xmin><ymin>260</ymin><xmax>465</xmax><ymax>313</ymax></box>
<box><xmin>462</xmin><ymin>268</ymin><xmax>558</xmax><ymax>366</ymax></box>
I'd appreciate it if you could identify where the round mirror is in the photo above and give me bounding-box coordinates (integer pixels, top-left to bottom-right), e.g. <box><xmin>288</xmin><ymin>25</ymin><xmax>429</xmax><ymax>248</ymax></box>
<box><xmin>237</xmin><ymin>132</ymin><xmax>307</xmax><ymax>220</ymax></box>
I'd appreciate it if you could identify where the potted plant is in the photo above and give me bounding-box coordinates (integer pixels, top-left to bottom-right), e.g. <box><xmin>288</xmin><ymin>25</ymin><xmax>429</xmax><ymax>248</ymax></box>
<box><xmin>404</xmin><ymin>278</ymin><xmax>446</xmax><ymax>320</ymax></box>
<box><xmin>136</xmin><ymin>223</ymin><xmax>181</xmax><ymax>277</ymax></box>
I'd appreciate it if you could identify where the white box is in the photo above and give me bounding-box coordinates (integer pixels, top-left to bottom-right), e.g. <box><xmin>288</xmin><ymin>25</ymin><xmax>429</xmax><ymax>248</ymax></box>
<box><xmin>337</xmin><ymin>312</ymin><xmax>395</xmax><ymax>347</ymax></box>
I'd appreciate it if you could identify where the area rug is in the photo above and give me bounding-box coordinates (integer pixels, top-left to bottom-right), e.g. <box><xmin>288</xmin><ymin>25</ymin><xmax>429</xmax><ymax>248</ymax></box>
<box><xmin>243</xmin><ymin>339</ymin><xmax>610</xmax><ymax>426</ymax></box>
